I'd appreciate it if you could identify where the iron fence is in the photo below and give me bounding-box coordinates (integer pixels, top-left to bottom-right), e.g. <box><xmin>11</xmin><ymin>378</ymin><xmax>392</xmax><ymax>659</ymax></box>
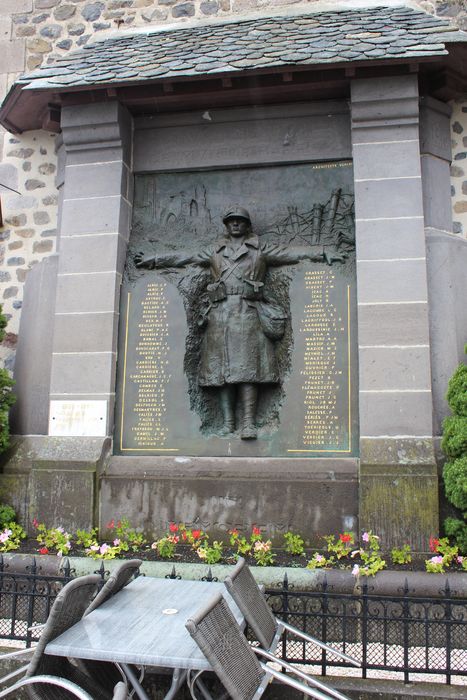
<box><xmin>0</xmin><ymin>556</ymin><xmax>104</xmax><ymax>647</ymax></box>
<box><xmin>263</xmin><ymin>574</ymin><xmax>467</xmax><ymax>685</ymax></box>
<box><xmin>0</xmin><ymin>558</ymin><xmax>466</xmax><ymax>685</ymax></box>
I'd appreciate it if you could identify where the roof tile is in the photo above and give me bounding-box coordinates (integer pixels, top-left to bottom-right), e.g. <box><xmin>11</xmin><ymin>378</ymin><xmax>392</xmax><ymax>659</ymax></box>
<box><xmin>15</xmin><ymin>5</ymin><xmax>466</xmax><ymax>93</ymax></box>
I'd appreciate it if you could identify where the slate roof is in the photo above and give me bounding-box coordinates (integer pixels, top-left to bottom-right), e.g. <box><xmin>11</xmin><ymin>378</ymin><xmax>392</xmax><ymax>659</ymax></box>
<box><xmin>18</xmin><ymin>5</ymin><xmax>466</xmax><ymax>91</ymax></box>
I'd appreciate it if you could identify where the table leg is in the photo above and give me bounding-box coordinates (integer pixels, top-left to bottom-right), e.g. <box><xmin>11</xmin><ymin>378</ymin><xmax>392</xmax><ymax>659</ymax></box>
<box><xmin>164</xmin><ymin>668</ymin><xmax>187</xmax><ymax>699</ymax></box>
<box><xmin>121</xmin><ymin>663</ymin><xmax>150</xmax><ymax>700</ymax></box>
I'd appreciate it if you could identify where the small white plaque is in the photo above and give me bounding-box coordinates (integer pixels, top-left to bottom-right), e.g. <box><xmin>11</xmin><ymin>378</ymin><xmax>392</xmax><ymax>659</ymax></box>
<box><xmin>162</xmin><ymin>608</ymin><xmax>178</xmax><ymax>615</ymax></box>
<box><xmin>49</xmin><ymin>400</ymin><xmax>107</xmax><ymax>437</ymax></box>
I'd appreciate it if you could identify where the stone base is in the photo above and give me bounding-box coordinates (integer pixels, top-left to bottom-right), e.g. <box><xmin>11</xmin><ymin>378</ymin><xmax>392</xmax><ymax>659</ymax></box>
<box><xmin>0</xmin><ymin>435</ymin><xmax>111</xmax><ymax>534</ymax></box>
<box><xmin>99</xmin><ymin>455</ymin><xmax>359</xmax><ymax>544</ymax></box>
<box><xmin>359</xmin><ymin>438</ymin><xmax>439</xmax><ymax>550</ymax></box>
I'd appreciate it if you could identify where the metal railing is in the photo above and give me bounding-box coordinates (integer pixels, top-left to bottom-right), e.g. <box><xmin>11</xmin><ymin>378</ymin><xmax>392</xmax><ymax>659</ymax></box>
<box><xmin>264</xmin><ymin>574</ymin><xmax>467</xmax><ymax>685</ymax></box>
<box><xmin>0</xmin><ymin>558</ymin><xmax>465</xmax><ymax>685</ymax></box>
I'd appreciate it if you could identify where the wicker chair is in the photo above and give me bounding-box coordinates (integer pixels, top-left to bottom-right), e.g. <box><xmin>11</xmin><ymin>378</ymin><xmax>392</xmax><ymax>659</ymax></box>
<box><xmin>78</xmin><ymin>560</ymin><xmax>143</xmax><ymax>692</ymax></box>
<box><xmin>224</xmin><ymin>558</ymin><xmax>359</xmax><ymax>699</ymax></box>
<box><xmin>186</xmin><ymin>591</ymin><xmax>350</xmax><ymax>700</ymax></box>
<box><xmin>84</xmin><ymin>559</ymin><xmax>143</xmax><ymax>616</ymax></box>
<box><xmin>0</xmin><ymin>574</ymin><xmax>115</xmax><ymax>700</ymax></box>
<box><xmin>225</xmin><ymin>557</ymin><xmax>361</xmax><ymax>658</ymax></box>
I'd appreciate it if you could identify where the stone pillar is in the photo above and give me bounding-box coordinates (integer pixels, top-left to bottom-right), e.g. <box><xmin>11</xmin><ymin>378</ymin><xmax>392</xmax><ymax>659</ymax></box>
<box><xmin>351</xmin><ymin>75</ymin><xmax>438</xmax><ymax>549</ymax></box>
<box><xmin>419</xmin><ymin>98</ymin><xmax>467</xmax><ymax>446</ymax></box>
<box><xmin>49</xmin><ymin>102</ymin><xmax>133</xmax><ymax>436</ymax></box>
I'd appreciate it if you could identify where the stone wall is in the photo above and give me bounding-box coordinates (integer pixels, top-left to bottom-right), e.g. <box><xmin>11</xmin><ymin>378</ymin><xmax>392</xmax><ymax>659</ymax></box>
<box><xmin>0</xmin><ymin>0</ymin><xmax>466</xmax><ymax>371</ymax></box>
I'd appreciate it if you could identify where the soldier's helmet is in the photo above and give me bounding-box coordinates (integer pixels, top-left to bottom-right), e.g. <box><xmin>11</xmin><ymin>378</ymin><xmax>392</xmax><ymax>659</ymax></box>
<box><xmin>222</xmin><ymin>206</ymin><xmax>251</xmax><ymax>224</ymax></box>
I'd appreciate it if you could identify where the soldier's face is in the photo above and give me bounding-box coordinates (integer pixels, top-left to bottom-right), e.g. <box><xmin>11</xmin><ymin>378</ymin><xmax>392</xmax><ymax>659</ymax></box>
<box><xmin>225</xmin><ymin>217</ymin><xmax>249</xmax><ymax>237</ymax></box>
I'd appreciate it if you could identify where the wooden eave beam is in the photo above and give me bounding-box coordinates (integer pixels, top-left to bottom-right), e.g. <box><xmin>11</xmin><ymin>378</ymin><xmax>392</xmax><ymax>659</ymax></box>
<box><xmin>0</xmin><ymin>51</ymin><xmax>458</xmax><ymax>133</ymax></box>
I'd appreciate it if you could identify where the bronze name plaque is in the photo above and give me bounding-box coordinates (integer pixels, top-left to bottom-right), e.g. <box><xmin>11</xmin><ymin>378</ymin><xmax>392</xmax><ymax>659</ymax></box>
<box><xmin>115</xmin><ymin>162</ymin><xmax>358</xmax><ymax>457</ymax></box>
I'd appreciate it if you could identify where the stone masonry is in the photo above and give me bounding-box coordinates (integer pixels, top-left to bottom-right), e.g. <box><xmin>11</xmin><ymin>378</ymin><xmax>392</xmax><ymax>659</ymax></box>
<box><xmin>0</xmin><ymin>0</ymin><xmax>466</xmax><ymax>373</ymax></box>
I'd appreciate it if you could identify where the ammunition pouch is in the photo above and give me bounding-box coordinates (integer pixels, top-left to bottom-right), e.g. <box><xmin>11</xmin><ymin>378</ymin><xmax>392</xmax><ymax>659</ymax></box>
<box><xmin>242</xmin><ymin>278</ymin><xmax>264</xmax><ymax>301</ymax></box>
<box><xmin>255</xmin><ymin>301</ymin><xmax>287</xmax><ymax>340</ymax></box>
<box><xmin>206</xmin><ymin>281</ymin><xmax>227</xmax><ymax>303</ymax></box>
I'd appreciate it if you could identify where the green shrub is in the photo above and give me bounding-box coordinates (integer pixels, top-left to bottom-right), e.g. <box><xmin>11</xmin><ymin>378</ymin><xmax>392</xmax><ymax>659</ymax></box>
<box><xmin>441</xmin><ymin>416</ymin><xmax>467</xmax><ymax>459</ymax></box>
<box><xmin>444</xmin><ymin>516</ymin><xmax>467</xmax><ymax>554</ymax></box>
<box><xmin>443</xmin><ymin>455</ymin><xmax>467</xmax><ymax>511</ymax></box>
<box><xmin>0</xmin><ymin>504</ymin><xmax>16</xmax><ymax>528</ymax></box>
<box><xmin>0</xmin><ymin>306</ymin><xmax>15</xmax><ymax>453</ymax></box>
<box><xmin>446</xmin><ymin>362</ymin><xmax>467</xmax><ymax>417</ymax></box>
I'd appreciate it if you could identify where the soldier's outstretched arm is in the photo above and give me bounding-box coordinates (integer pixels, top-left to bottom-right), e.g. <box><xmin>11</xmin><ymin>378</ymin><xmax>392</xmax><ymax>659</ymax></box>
<box><xmin>134</xmin><ymin>250</ymin><xmax>209</xmax><ymax>269</ymax></box>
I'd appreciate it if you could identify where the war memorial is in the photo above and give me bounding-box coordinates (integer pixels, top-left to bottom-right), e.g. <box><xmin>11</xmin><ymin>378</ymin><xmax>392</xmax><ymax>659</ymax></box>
<box><xmin>0</xmin><ymin>1</ymin><xmax>466</xmax><ymax>551</ymax></box>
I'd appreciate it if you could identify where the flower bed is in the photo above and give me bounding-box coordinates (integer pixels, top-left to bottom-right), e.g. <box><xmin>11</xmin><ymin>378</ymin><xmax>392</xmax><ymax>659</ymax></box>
<box><xmin>1</xmin><ymin>513</ymin><xmax>466</xmax><ymax>577</ymax></box>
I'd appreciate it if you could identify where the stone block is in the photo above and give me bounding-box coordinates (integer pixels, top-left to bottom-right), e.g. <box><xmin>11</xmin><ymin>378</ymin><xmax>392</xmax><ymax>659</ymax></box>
<box><xmin>58</xmin><ymin>232</ymin><xmax>128</xmax><ymax>275</ymax></box>
<box><xmin>351</xmin><ymin>75</ymin><xmax>419</xmax><ymax>103</ymax></box>
<box><xmin>351</xmin><ymin>124</ymin><xmax>419</xmax><ymax>145</ymax></box>
<box><xmin>53</xmin><ymin>311</ymin><xmax>118</xmax><ymax>353</ymax></box>
<box><xmin>426</xmin><ymin>230</ymin><xmax>467</xmax><ymax>436</ymax></box>
<box><xmin>0</xmin><ymin>17</ymin><xmax>11</xmax><ymax>40</ymax></box>
<box><xmin>355</xmin><ymin>177</ymin><xmax>423</xmax><ymax>220</ymax></box>
<box><xmin>359</xmin><ymin>391</ymin><xmax>433</xmax><ymax>437</ymax></box>
<box><xmin>357</xmin><ymin>259</ymin><xmax>428</xmax><ymax>304</ymax></box>
<box><xmin>10</xmin><ymin>255</ymin><xmax>58</xmax><ymax>435</ymax></box>
<box><xmin>0</xmin><ymin>39</ymin><xmax>25</xmax><ymax>72</ymax></box>
<box><xmin>419</xmin><ymin>96</ymin><xmax>452</xmax><ymax>161</ymax></box>
<box><xmin>357</xmin><ymin>302</ymin><xmax>430</xmax><ymax>346</ymax></box>
<box><xmin>353</xmin><ymin>140</ymin><xmax>421</xmax><ymax>181</ymax></box>
<box><xmin>55</xmin><ymin>271</ymin><xmax>121</xmax><ymax>314</ymax></box>
<box><xmin>64</xmin><ymin>161</ymin><xmax>129</xmax><ymax>200</ymax></box>
<box><xmin>421</xmin><ymin>155</ymin><xmax>453</xmax><ymax>231</ymax></box>
<box><xmin>60</xmin><ymin>196</ymin><xmax>131</xmax><ymax>237</ymax></box>
<box><xmin>0</xmin><ymin>0</ymin><xmax>33</xmax><ymax>12</ymax></box>
<box><xmin>359</xmin><ymin>462</ymin><xmax>438</xmax><ymax>550</ymax></box>
<box><xmin>359</xmin><ymin>347</ymin><xmax>431</xmax><ymax>391</ymax></box>
<box><xmin>360</xmin><ymin>437</ymin><xmax>436</xmax><ymax>465</ymax></box>
<box><xmin>30</xmin><ymin>469</ymin><xmax>95</xmax><ymax>532</ymax></box>
<box><xmin>0</xmin><ymin>162</ymin><xmax>18</xmax><ymax>192</ymax></box>
<box><xmin>0</xmin><ymin>435</ymin><xmax>110</xmax><ymax>533</ymax></box>
<box><xmin>50</xmin><ymin>351</ymin><xmax>116</xmax><ymax>396</ymax></box>
<box><xmin>61</xmin><ymin>101</ymin><xmax>132</xmax><ymax>166</ymax></box>
<box><xmin>0</xmin><ymin>473</ymin><xmax>29</xmax><ymax>526</ymax></box>
<box><xmin>355</xmin><ymin>218</ymin><xmax>426</xmax><ymax>260</ymax></box>
<box><xmin>100</xmin><ymin>456</ymin><xmax>359</xmax><ymax>543</ymax></box>
<box><xmin>133</xmin><ymin>102</ymin><xmax>351</xmax><ymax>172</ymax></box>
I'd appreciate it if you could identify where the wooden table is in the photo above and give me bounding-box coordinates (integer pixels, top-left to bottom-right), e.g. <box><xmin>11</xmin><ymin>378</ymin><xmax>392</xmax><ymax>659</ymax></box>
<box><xmin>45</xmin><ymin>576</ymin><xmax>243</xmax><ymax>700</ymax></box>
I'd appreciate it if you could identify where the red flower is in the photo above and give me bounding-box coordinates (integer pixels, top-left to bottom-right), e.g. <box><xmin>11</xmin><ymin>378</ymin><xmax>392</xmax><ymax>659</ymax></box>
<box><xmin>252</xmin><ymin>526</ymin><xmax>261</xmax><ymax>536</ymax></box>
<box><xmin>429</xmin><ymin>536</ymin><xmax>440</xmax><ymax>552</ymax></box>
<box><xmin>339</xmin><ymin>533</ymin><xmax>352</xmax><ymax>543</ymax></box>
<box><xmin>181</xmin><ymin>531</ymin><xmax>187</xmax><ymax>541</ymax></box>
<box><xmin>32</xmin><ymin>518</ymin><xmax>39</xmax><ymax>528</ymax></box>
<box><xmin>169</xmin><ymin>523</ymin><xmax>179</xmax><ymax>533</ymax></box>
<box><xmin>192</xmin><ymin>529</ymin><xmax>201</xmax><ymax>540</ymax></box>
<box><xmin>229</xmin><ymin>528</ymin><xmax>239</xmax><ymax>537</ymax></box>
<box><xmin>106</xmin><ymin>519</ymin><xmax>115</xmax><ymax>530</ymax></box>
<box><xmin>117</xmin><ymin>521</ymin><xmax>122</xmax><ymax>529</ymax></box>
<box><xmin>39</xmin><ymin>547</ymin><xmax>48</xmax><ymax>555</ymax></box>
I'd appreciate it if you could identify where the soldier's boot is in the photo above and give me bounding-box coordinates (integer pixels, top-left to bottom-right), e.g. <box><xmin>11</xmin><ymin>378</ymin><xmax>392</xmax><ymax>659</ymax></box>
<box><xmin>240</xmin><ymin>383</ymin><xmax>258</xmax><ymax>440</ymax></box>
<box><xmin>219</xmin><ymin>385</ymin><xmax>235</xmax><ymax>435</ymax></box>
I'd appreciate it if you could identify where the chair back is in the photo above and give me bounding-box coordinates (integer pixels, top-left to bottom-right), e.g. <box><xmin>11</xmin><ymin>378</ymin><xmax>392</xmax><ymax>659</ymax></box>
<box><xmin>26</xmin><ymin>575</ymin><xmax>101</xmax><ymax>685</ymax></box>
<box><xmin>224</xmin><ymin>558</ymin><xmax>277</xmax><ymax>649</ymax></box>
<box><xmin>84</xmin><ymin>559</ymin><xmax>142</xmax><ymax>615</ymax></box>
<box><xmin>186</xmin><ymin>591</ymin><xmax>264</xmax><ymax>700</ymax></box>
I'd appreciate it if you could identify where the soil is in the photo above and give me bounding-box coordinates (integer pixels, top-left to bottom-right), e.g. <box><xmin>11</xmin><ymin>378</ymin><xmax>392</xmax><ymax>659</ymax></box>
<box><xmin>13</xmin><ymin>539</ymin><xmax>463</xmax><ymax>573</ymax></box>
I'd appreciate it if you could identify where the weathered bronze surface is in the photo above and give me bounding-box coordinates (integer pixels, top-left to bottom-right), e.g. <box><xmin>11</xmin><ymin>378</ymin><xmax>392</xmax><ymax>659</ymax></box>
<box><xmin>114</xmin><ymin>163</ymin><xmax>357</xmax><ymax>457</ymax></box>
